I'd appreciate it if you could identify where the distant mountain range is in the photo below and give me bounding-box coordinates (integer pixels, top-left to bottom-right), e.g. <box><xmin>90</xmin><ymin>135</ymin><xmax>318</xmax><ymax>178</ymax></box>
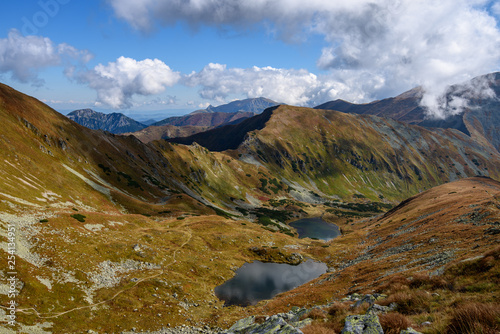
<box><xmin>129</xmin><ymin>97</ymin><xmax>279</xmax><ymax>142</ymax></box>
<box><xmin>193</xmin><ymin>97</ymin><xmax>278</xmax><ymax>114</ymax></box>
<box><xmin>65</xmin><ymin>98</ymin><xmax>279</xmax><ymax>139</ymax></box>
<box><xmin>151</xmin><ymin>110</ymin><xmax>256</xmax><ymax>127</ymax></box>
<box><xmin>66</xmin><ymin>109</ymin><xmax>147</xmax><ymax>134</ymax></box>
<box><xmin>316</xmin><ymin>72</ymin><xmax>500</xmax><ymax>153</ymax></box>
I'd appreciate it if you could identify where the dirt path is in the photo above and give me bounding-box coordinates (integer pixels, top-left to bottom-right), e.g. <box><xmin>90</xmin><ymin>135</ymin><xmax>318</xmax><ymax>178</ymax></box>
<box><xmin>9</xmin><ymin>222</ymin><xmax>194</xmax><ymax>320</ymax></box>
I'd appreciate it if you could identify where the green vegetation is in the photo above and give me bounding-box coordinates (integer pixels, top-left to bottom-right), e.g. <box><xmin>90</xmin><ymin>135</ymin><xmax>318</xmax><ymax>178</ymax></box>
<box><xmin>70</xmin><ymin>214</ymin><xmax>86</xmax><ymax>222</ymax></box>
<box><xmin>118</xmin><ymin>171</ymin><xmax>143</xmax><ymax>190</ymax></box>
<box><xmin>207</xmin><ymin>205</ymin><xmax>236</xmax><ymax>219</ymax></box>
<box><xmin>254</xmin><ymin>207</ymin><xmax>292</xmax><ymax>223</ymax></box>
<box><xmin>98</xmin><ymin>163</ymin><xmax>111</xmax><ymax>175</ymax></box>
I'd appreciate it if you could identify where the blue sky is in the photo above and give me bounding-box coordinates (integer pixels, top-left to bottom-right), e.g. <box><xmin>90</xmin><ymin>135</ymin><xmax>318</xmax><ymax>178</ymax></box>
<box><xmin>1</xmin><ymin>0</ymin><xmax>500</xmax><ymax>119</ymax></box>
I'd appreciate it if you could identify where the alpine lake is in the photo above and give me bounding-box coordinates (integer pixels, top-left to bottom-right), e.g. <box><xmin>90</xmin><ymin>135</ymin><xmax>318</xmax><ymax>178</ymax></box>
<box><xmin>215</xmin><ymin>218</ymin><xmax>340</xmax><ymax>306</ymax></box>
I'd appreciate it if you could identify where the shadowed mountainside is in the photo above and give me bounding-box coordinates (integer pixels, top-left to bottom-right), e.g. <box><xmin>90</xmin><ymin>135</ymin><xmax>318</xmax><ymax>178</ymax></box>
<box><xmin>123</xmin><ymin>124</ymin><xmax>211</xmax><ymax>143</ymax></box>
<box><xmin>66</xmin><ymin>108</ymin><xmax>147</xmax><ymax>134</ymax></box>
<box><xmin>166</xmin><ymin>106</ymin><xmax>276</xmax><ymax>151</ymax></box>
<box><xmin>151</xmin><ymin>110</ymin><xmax>255</xmax><ymax>127</ymax></box>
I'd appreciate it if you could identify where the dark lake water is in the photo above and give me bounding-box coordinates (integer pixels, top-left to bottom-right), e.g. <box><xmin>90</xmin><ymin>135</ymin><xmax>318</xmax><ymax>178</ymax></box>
<box><xmin>214</xmin><ymin>259</ymin><xmax>327</xmax><ymax>306</ymax></box>
<box><xmin>289</xmin><ymin>217</ymin><xmax>341</xmax><ymax>241</ymax></box>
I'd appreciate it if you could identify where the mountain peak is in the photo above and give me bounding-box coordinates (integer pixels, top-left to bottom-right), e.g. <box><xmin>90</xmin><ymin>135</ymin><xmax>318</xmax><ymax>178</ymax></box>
<box><xmin>66</xmin><ymin>109</ymin><xmax>146</xmax><ymax>134</ymax></box>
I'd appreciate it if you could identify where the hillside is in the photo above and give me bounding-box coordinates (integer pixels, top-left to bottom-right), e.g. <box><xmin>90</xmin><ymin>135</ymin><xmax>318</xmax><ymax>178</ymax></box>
<box><xmin>167</xmin><ymin>107</ymin><xmax>276</xmax><ymax>151</ymax></box>
<box><xmin>200</xmin><ymin>97</ymin><xmax>278</xmax><ymax>114</ymax></box>
<box><xmin>316</xmin><ymin>73</ymin><xmax>500</xmax><ymax>153</ymax></box>
<box><xmin>151</xmin><ymin>110</ymin><xmax>255</xmax><ymax>127</ymax></box>
<box><xmin>243</xmin><ymin>177</ymin><xmax>500</xmax><ymax>333</ymax></box>
<box><xmin>315</xmin><ymin>87</ymin><xmax>425</xmax><ymax>124</ymax></box>
<box><xmin>67</xmin><ymin>109</ymin><xmax>147</xmax><ymax>134</ymax></box>
<box><xmin>0</xmin><ymin>83</ymin><xmax>498</xmax><ymax>334</ymax></box>
<box><xmin>123</xmin><ymin>124</ymin><xmax>211</xmax><ymax>143</ymax></box>
<box><xmin>166</xmin><ymin>104</ymin><xmax>500</xmax><ymax>203</ymax></box>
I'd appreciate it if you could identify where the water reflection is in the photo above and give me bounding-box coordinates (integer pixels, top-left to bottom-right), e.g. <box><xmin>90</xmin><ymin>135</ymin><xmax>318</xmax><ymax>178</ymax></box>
<box><xmin>215</xmin><ymin>259</ymin><xmax>327</xmax><ymax>306</ymax></box>
<box><xmin>289</xmin><ymin>217</ymin><xmax>341</xmax><ymax>241</ymax></box>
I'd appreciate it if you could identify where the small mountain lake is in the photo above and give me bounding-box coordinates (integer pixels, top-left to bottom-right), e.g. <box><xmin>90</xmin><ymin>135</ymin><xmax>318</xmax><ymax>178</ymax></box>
<box><xmin>289</xmin><ymin>217</ymin><xmax>341</xmax><ymax>241</ymax></box>
<box><xmin>214</xmin><ymin>259</ymin><xmax>327</xmax><ymax>306</ymax></box>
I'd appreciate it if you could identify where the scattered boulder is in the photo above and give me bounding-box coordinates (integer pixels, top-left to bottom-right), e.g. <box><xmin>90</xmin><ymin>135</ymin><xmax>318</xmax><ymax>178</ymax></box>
<box><xmin>340</xmin><ymin>314</ymin><xmax>384</xmax><ymax>334</ymax></box>
<box><xmin>366</xmin><ymin>303</ymin><xmax>392</xmax><ymax>315</ymax></box>
<box><xmin>400</xmin><ymin>328</ymin><xmax>422</xmax><ymax>334</ymax></box>
<box><xmin>224</xmin><ymin>312</ymin><xmax>306</xmax><ymax>334</ymax></box>
<box><xmin>353</xmin><ymin>294</ymin><xmax>377</xmax><ymax>308</ymax></box>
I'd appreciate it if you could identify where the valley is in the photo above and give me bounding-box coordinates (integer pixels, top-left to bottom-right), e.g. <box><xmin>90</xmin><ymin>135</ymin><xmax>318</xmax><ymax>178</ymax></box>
<box><xmin>0</xmin><ymin>81</ymin><xmax>498</xmax><ymax>334</ymax></box>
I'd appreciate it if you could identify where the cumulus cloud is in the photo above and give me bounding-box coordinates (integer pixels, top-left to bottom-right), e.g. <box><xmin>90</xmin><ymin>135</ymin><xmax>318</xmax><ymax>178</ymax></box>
<box><xmin>0</xmin><ymin>29</ymin><xmax>92</xmax><ymax>86</ymax></box>
<box><xmin>108</xmin><ymin>0</ymin><xmax>500</xmax><ymax>117</ymax></box>
<box><xmin>184</xmin><ymin>63</ymin><xmax>367</xmax><ymax>106</ymax></box>
<box><xmin>75</xmin><ymin>56</ymin><xmax>181</xmax><ymax>109</ymax></box>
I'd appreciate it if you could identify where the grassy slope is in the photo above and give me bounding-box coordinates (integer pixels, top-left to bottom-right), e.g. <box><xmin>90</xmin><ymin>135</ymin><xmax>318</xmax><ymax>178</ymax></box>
<box><xmin>233</xmin><ymin>177</ymin><xmax>499</xmax><ymax>333</ymax></box>
<box><xmin>124</xmin><ymin>124</ymin><xmax>211</xmax><ymax>143</ymax></box>
<box><xmin>236</xmin><ymin>105</ymin><xmax>500</xmax><ymax>202</ymax></box>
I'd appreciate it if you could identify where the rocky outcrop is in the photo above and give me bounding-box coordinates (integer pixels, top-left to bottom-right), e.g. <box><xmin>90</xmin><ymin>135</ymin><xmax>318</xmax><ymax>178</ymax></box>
<box><xmin>340</xmin><ymin>314</ymin><xmax>384</xmax><ymax>334</ymax></box>
<box><xmin>223</xmin><ymin>308</ymin><xmax>313</xmax><ymax>334</ymax></box>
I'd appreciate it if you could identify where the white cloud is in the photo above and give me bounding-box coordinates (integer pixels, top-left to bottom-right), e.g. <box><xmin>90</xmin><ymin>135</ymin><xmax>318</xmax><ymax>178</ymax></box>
<box><xmin>76</xmin><ymin>56</ymin><xmax>181</xmax><ymax>109</ymax></box>
<box><xmin>492</xmin><ymin>2</ymin><xmax>500</xmax><ymax>16</ymax></box>
<box><xmin>184</xmin><ymin>63</ymin><xmax>363</xmax><ymax>106</ymax></box>
<box><xmin>108</xmin><ymin>0</ymin><xmax>500</xmax><ymax>117</ymax></box>
<box><xmin>0</xmin><ymin>30</ymin><xmax>92</xmax><ymax>86</ymax></box>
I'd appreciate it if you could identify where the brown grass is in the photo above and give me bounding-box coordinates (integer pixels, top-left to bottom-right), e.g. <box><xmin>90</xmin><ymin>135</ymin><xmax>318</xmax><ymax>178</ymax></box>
<box><xmin>306</xmin><ymin>307</ymin><xmax>328</xmax><ymax>320</ymax></box>
<box><xmin>381</xmin><ymin>290</ymin><xmax>431</xmax><ymax>315</ymax></box>
<box><xmin>377</xmin><ymin>275</ymin><xmax>410</xmax><ymax>294</ymax></box>
<box><xmin>379</xmin><ymin>312</ymin><xmax>412</xmax><ymax>334</ymax></box>
<box><xmin>254</xmin><ymin>315</ymin><xmax>267</xmax><ymax>324</ymax></box>
<box><xmin>409</xmin><ymin>273</ymin><xmax>448</xmax><ymax>290</ymax></box>
<box><xmin>301</xmin><ymin>323</ymin><xmax>337</xmax><ymax>334</ymax></box>
<box><xmin>327</xmin><ymin>302</ymin><xmax>350</xmax><ymax>317</ymax></box>
<box><xmin>445</xmin><ymin>303</ymin><xmax>500</xmax><ymax>334</ymax></box>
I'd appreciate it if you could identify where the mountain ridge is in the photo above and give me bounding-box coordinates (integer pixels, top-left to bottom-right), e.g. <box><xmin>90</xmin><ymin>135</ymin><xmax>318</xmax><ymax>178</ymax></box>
<box><xmin>315</xmin><ymin>72</ymin><xmax>500</xmax><ymax>153</ymax></box>
<box><xmin>193</xmin><ymin>97</ymin><xmax>278</xmax><ymax>114</ymax></box>
<box><xmin>67</xmin><ymin>108</ymin><xmax>147</xmax><ymax>134</ymax></box>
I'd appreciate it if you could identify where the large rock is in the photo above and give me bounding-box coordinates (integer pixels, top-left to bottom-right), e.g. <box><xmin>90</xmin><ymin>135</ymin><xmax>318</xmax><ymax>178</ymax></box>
<box><xmin>340</xmin><ymin>314</ymin><xmax>384</xmax><ymax>334</ymax></box>
<box><xmin>366</xmin><ymin>302</ymin><xmax>398</xmax><ymax>315</ymax></box>
<box><xmin>224</xmin><ymin>314</ymin><xmax>303</xmax><ymax>334</ymax></box>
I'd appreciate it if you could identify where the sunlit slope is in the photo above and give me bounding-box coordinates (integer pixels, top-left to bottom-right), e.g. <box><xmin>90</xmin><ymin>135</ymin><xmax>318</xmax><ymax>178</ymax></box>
<box><xmin>0</xmin><ymin>82</ymin><xmax>203</xmax><ymax>214</ymax></box>
<box><xmin>235</xmin><ymin>105</ymin><xmax>500</xmax><ymax>201</ymax></box>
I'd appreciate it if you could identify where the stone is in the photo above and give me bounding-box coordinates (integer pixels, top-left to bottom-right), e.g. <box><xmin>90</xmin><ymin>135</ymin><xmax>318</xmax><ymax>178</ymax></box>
<box><xmin>366</xmin><ymin>304</ymin><xmax>391</xmax><ymax>315</ymax></box>
<box><xmin>340</xmin><ymin>314</ymin><xmax>384</xmax><ymax>334</ymax></box>
<box><xmin>290</xmin><ymin>318</ymin><xmax>312</xmax><ymax>329</ymax></box>
<box><xmin>224</xmin><ymin>314</ymin><xmax>304</xmax><ymax>334</ymax></box>
<box><xmin>227</xmin><ymin>316</ymin><xmax>256</xmax><ymax>332</ymax></box>
<box><xmin>400</xmin><ymin>328</ymin><xmax>423</xmax><ymax>334</ymax></box>
<box><xmin>353</xmin><ymin>294</ymin><xmax>377</xmax><ymax>308</ymax></box>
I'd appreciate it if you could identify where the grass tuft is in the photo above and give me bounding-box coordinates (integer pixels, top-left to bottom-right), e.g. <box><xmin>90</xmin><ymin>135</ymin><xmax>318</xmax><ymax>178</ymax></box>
<box><xmin>381</xmin><ymin>291</ymin><xmax>431</xmax><ymax>315</ymax></box>
<box><xmin>445</xmin><ymin>303</ymin><xmax>500</xmax><ymax>334</ymax></box>
<box><xmin>379</xmin><ymin>312</ymin><xmax>412</xmax><ymax>334</ymax></box>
